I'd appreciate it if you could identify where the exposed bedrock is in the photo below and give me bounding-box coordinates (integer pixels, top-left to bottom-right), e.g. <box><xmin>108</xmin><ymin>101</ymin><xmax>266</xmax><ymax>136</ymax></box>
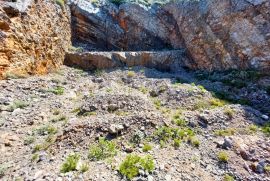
<box><xmin>0</xmin><ymin>0</ymin><xmax>71</xmax><ymax>79</ymax></box>
<box><xmin>69</xmin><ymin>0</ymin><xmax>270</xmax><ymax>71</ymax></box>
<box><xmin>65</xmin><ymin>50</ymin><xmax>190</xmax><ymax>72</ymax></box>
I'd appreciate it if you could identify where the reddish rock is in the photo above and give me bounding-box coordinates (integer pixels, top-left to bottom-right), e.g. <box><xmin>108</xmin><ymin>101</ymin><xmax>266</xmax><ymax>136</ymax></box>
<box><xmin>0</xmin><ymin>0</ymin><xmax>71</xmax><ymax>79</ymax></box>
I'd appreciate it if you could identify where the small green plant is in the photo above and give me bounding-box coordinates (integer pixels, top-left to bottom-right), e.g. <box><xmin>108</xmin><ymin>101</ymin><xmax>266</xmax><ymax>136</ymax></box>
<box><xmin>139</xmin><ymin>86</ymin><xmax>148</xmax><ymax>94</ymax></box>
<box><xmin>8</xmin><ymin>100</ymin><xmax>28</xmax><ymax>111</ymax></box>
<box><xmin>153</xmin><ymin>99</ymin><xmax>162</xmax><ymax>109</ymax></box>
<box><xmin>224</xmin><ymin>108</ymin><xmax>235</xmax><ymax>119</ymax></box>
<box><xmin>142</xmin><ymin>143</ymin><xmax>152</xmax><ymax>152</ymax></box>
<box><xmin>224</xmin><ymin>174</ymin><xmax>234</xmax><ymax>181</ymax></box>
<box><xmin>218</xmin><ymin>151</ymin><xmax>229</xmax><ymax>163</ymax></box>
<box><xmin>36</xmin><ymin>125</ymin><xmax>58</xmax><ymax>135</ymax></box>
<box><xmin>51</xmin><ymin>115</ymin><xmax>67</xmax><ymax>123</ymax></box>
<box><xmin>0</xmin><ymin>164</ymin><xmax>8</xmax><ymax>177</ymax></box>
<box><xmin>214</xmin><ymin>128</ymin><xmax>236</xmax><ymax>136</ymax></box>
<box><xmin>31</xmin><ymin>154</ymin><xmax>39</xmax><ymax>162</ymax></box>
<box><xmin>88</xmin><ymin>138</ymin><xmax>117</xmax><ymax>161</ymax></box>
<box><xmin>247</xmin><ymin>125</ymin><xmax>258</xmax><ymax>134</ymax></box>
<box><xmin>127</xmin><ymin>71</ymin><xmax>136</xmax><ymax>78</ymax></box>
<box><xmin>210</xmin><ymin>98</ymin><xmax>226</xmax><ymax>107</ymax></box>
<box><xmin>61</xmin><ymin>153</ymin><xmax>80</xmax><ymax>173</ymax></box>
<box><xmin>193</xmin><ymin>100</ymin><xmax>210</xmax><ymax>110</ymax></box>
<box><xmin>33</xmin><ymin>144</ymin><xmax>42</xmax><ymax>153</ymax></box>
<box><xmin>94</xmin><ymin>69</ymin><xmax>104</xmax><ymax>77</ymax></box>
<box><xmin>262</xmin><ymin>123</ymin><xmax>270</xmax><ymax>136</ymax></box>
<box><xmin>264</xmin><ymin>165</ymin><xmax>270</xmax><ymax>173</ymax></box>
<box><xmin>189</xmin><ymin>136</ymin><xmax>200</xmax><ymax>148</ymax></box>
<box><xmin>24</xmin><ymin>136</ymin><xmax>35</xmax><ymax>145</ymax></box>
<box><xmin>55</xmin><ymin>0</ymin><xmax>65</xmax><ymax>8</ymax></box>
<box><xmin>49</xmin><ymin>86</ymin><xmax>64</xmax><ymax>95</ymax></box>
<box><xmin>53</xmin><ymin>109</ymin><xmax>60</xmax><ymax>115</ymax></box>
<box><xmin>198</xmin><ymin>85</ymin><xmax>207</xmax><ymax>93</ymax></box>
<box><xmin>173</xmin><ymin>139</ymin><xmax>181</xmax><ymax>148</ymax></box>
<box><xmin>80</xmin><ymin>163</ymin><xmax>89</xmax><ymax>173</ymax></box>
<box><xmin>119</xmin><ymin>154</ymin><xmax>155</xmax><ymax>180</ymax></box>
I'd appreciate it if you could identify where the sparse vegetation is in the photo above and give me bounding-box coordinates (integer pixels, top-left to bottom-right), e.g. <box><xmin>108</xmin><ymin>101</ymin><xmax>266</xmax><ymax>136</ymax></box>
<box><xmin>24</xmin><ymin>136</ymin><xmax>35</xmax><ymax>145</ymax></box>
<box><xmin>142</xmin><ymin>143</ymin><xmax>152</xmax><ymax>152</ymax></box>
<box><xmin>214</xmin><ymin>128</ymin><xmax>236</xmax><ymax>136</ymax></box>
<box><xmin>218</xmin><ymin>151</ymin><xmax>229</xmax><ymax>163</ymax></box>
<box><xmin>80</xmin><ymin>163</ymin><xmax>89</xmax><ymax>173</ymax></box>
<box><xmin>119</xmin><ymin>154</ymin><xmax>155</xmax><ymax>180</ymax></box>
<box><xmin>88</xmin><ymin>138</ymin><xmax>117</xmax><ymax>161</ymax></box>
<box><xmin>127</xmin><ymin>71</ymin><xmax>136</xmax><ymax>78</ymax></box>
<box><xmin>224</xmin><ymin>108</ymin><xmax>235</xmax><ymax>119</ymax></box>
<box><xmin>224</xmin><ymin>174</ymin><xmax>234</xmax><ymax>181</ymax></box>
<box><xmin>8</xmin><ymin>100</ymin><xmax>28</xmax><ymax>111</ymax></box>
<box><xmin>36</xmin><ymin>125</ymin><xmax>58</xmax><ymax>136</ymax></box>
<box><xmin>48</xmin><ymin>86</ymin><xmax>64</xmax><ymax>95</ymax></box>
<box><xmin>262</xmin><ymin>123</ymin><xmax>270</xmax><ymax>136</ymax></box>
<box><xmin>61</xmin><ymin>153</ymin><xmax>80</xmax><ymax>173</ymax></box>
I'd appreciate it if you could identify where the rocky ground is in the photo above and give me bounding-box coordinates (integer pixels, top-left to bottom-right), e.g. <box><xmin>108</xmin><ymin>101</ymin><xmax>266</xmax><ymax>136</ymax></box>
<box><xmin>0</xmin><ymin>66</ymin><xmax>270</xmax><ymax>181</ymax></box>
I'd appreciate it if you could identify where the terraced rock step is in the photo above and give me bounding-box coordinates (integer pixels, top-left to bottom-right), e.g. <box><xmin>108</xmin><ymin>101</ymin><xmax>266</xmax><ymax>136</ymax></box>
<box><xmin>64</xmin><ymin>50</ymin><xmax>190</xmax><ymax>72</ymax></box>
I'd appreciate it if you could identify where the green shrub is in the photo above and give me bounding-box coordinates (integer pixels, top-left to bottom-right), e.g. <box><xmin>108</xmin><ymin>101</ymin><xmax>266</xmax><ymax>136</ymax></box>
<box><xmin>154</xmin><ymin>126</ymin><xmax>195</xmax><ymax>147</ymax></box>
<box><xmin>61</xmin><ymin>154</ymin><xmax>80</xmax><ymax>173</ymax></box>
<box><xmin>80</xmin><ymin>163</ymin><xmax>89</xmax><ymax>173</ymax></box>
<box><xmin>127</xmin><ymin>71</ymin><xmax>136</xmax><ymax>78</ymax></box>
<box><xmin>119</xmin><ymin>154</ymin><xmax>154</xmax><ymax>180</ymax></box>
<box><xmin>224</xmin><ymin>108</ymin><xmax>235</xmax><ymax>119</ymax></box>
<box><xmin>142</xmin><ymin>143</ymin><xmax>152</xmax><ymax>152</ymax></box>
<box><xmin>262</xmin><ymin>123</ymin><xmax>270</xmax><ymax>136</ymax></box>
<box><xmin>24</xmin><ymin>136</ymin><xmax>35</xmax><ymax>145</ymax></box>
<box><xmin>189</xmin><ymin>136</ymin><xmax>200</xmax><ymax>148</ymax></box>
<box><xmin>36</xmin><ymin>125</ymin><xmax>58</xmax><ymax>135</ymax></box>
<box><xmin>173</xmin><ymin>139</ymin><xmax>181</xmax><ymax>148</ymax></box>
<box><xmin>8</xmin><ymin>100</ymin><xmax>28</xmax><ymax>111</ymax></box>
<box><xmin>49</xmin><ymin>86</ymin><xmax>64</xmax><ymax>95</ymax></box>
<box><xmin>56</xmin><ymin>0</ymin><xmax>65</xmax><ymax>8</ymax></box>
<box><xmin>218</xmin><ymin>151</ymin><xmax>229</xmax><ymax>163</ymax></box>
<box><xmin>224</xmin><ymin>174</ymin><xmax>234</xmax><ymax>181</ymax></box>
<box><xmin>214</xmin><ymin>128</ymin><xmax>236</xmax><ymax>136</ymax></box>
<box><xmin>88</xmin><ymin>138</ymin><xmax>117</xmax><ymax>161</ymax></box>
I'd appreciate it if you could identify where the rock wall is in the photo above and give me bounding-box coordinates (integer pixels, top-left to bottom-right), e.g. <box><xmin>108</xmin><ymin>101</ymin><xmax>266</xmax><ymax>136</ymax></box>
<box><xmin>69</xmin><ymin>0</ymin><xmax>185</xmax><ymax>51</ymax></box>
<box><xmin>65</xmin><ymin>50</ymin><xmax>190</xmax><ymax>72</ymax></box>
<box><xmin>0</xmin><ymin>0</ymin><xmax>71</xmax><ymax>79</ymax></box>
<box><xmin>69</xmin><ymin>0</ymin><xmax>270</xmax><ymax>71</ymax></box>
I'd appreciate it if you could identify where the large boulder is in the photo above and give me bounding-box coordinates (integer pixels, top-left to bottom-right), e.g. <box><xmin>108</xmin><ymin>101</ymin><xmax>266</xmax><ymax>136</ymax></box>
<box><xmin>69</xmin><ymin>0</ymin><xmax>270</xmax><ymax>71</ymax></box>
<box><xmin>0</xmin><ymin>0</ymin><xmax>71</xmax><ymax>79</ymax></box>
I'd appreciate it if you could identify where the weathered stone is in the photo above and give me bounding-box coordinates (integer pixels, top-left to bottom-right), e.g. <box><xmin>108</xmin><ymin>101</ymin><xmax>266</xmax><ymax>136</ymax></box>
<box><xmin>0</xmin><ymin>0</ymin><xmax>71</xmax><ymax>79</ymax></box>
<box><xmin>65</xmin><ymin>50</ymin><xmax>189</xmax><ymax>72</ymax></box>
<box><xmin>69</xmin><ymin>0</ymin><xmax>270</xmax><ymax>71</ymax></box>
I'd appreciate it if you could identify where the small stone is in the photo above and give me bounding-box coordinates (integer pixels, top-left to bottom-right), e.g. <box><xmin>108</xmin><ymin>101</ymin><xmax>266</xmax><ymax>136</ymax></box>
<box><xmin>108</xmin><ymin>124</ymin><xmax>124</xmax><ymax>134</ymax></box>
<box><xmin>261</xmin><ymin>115</ymin><xmax>269</xmax><ymax>120</ymax></box>
<box><xmin>165</xmin><ymin>174</ymin><xmax>171</xmax><ymax>181</ymax></box>
<box><xmin>147</xmin><ymin>175</ymin><xmax>154</xmax><ymax>181</ymax></box>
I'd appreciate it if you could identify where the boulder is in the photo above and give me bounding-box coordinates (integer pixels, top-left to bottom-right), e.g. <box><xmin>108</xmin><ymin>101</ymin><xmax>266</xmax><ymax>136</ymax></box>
<box><xmin>0</xmin><ymin>0</ymin><xmax>71</xmax><ymax>79</ymax></box>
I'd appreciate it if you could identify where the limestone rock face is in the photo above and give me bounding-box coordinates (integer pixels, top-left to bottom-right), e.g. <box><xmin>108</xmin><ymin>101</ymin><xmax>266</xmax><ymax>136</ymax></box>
<box><xmin>65</xmin><ymin>50</ymin><xmax>189</xmax><ymax>72</ymax></box>
<box><xmin>69</xmin><ymin>0</ymin><xmax>185</xmax><ymax>51</ymax></box>
<box><xmin>69</xmin><ymin>0</ymin><xmax>270</xmax><ymax>71</ymax></box>
<box><xmin>0</xmin><ymin>0</ymin><xmax>71</xmax><ymax>79</ymax></box>
<box><xmin>165</xmin><ymin>0</ymin><xmax>270</xmax><ymax>71</ymax></box>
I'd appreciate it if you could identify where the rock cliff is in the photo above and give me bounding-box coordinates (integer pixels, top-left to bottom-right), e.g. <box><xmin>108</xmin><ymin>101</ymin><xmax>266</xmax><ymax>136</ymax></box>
<box><xmin>0</xmin><ymin>0</ymin><xmax>71</xmax><ymax>79</ymax></box>
<box><xmin>69</xmin><ymin>0</ymin><xmax>270</xmax><ymax>71</ymax></box>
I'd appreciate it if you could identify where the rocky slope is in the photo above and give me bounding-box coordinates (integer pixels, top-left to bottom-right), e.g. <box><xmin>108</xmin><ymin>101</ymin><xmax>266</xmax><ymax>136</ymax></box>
<box><xmin>0</xmin><ymin>66</ymin><xmax>270</xmax><ymax>180</ymax></box>
<box><xmin>0</xmin><ymin>0</ymin><xmax>71</xmax><ymax>79</ymax></box>
<box><xmin>70</xmin><ymin>0</ymin><xmax>270</xmax><ymax>71</ymax></box>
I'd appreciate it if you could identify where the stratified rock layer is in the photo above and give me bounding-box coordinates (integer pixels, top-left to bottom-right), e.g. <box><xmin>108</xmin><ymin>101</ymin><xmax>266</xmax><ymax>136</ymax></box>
<box><xmin>70</xmin><ymin>0</ymin><xmax>270</xmax><ymax>71</ymax></box>
<box><xmin>0</xmin><ymin>0</ymin><xmax>71</xmax><ymax>79</ymax></box>
<box><xmin>65</xmin><ymin>50</ymin><xmax>190</xmax><ymax>72</ymax></box>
